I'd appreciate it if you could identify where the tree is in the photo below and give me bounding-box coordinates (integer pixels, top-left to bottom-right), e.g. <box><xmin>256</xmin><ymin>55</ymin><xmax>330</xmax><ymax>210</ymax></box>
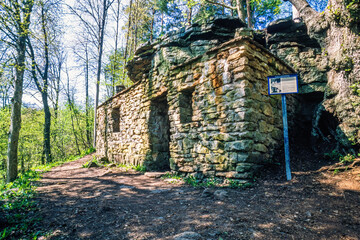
<box><xmin>68</xmin><ymin>0</ymin><xmax>115</xmax><ymax>148</ymax></box>
<box><xmin>285</xmin><ymin>0</ymin><xmax>360</xmax><ymax>147</ymax></box>
<box><xmin>72</xmin><ymin>37</ymin><xmax>94</xmax><ymax>148</ymax></box>
<box><xmin>0</xmin><ymin>0</ymin><xmax>34</xmax><ymax>183</ymax></box>
<box><xmin>27</xmin><ymin>0</ymin><xmax>63</xmax><ymax>163</ymax></box>
<box><xmin>104</xmin><ymin>48</ymin><xmax>132</xmax><ymax>98</ymax></box>
<box><xmin>205</xmin><ymin>0</ymin><xmax>246</xmax><ymax>22</ymax></box>
<box><xmin>204</xmin><ymin>0</ymin><xmax>282</xmax><ymax>28</ymax></box>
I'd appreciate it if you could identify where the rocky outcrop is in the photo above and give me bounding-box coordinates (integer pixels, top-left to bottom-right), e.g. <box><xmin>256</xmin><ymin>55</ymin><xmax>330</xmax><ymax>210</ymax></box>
<box><xmin>266</xmin><ymin>18</ymin><xmax>328</xmax><ymax>95</ymax></box>
<box><xmin>266</xmin><ymin>0</ymin><xmax>360</xmax><ymax>152</ymax></box>
<box><xmin>126</xmin><ymin>17</ymin><xmax>245</xmax><ymax>82</ymax></box>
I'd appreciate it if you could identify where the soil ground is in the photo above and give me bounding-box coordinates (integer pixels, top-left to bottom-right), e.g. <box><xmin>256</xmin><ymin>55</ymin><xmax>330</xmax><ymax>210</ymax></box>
<box><xmin>32</xmin><ymin>151</ymin><xmax>360</xmax><ymax>240</ymax></box>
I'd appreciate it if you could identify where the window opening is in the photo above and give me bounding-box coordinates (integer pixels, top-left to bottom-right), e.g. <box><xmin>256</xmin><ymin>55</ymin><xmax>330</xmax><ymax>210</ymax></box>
<box><xmin>112</xmin><ymin>108</ymin><xmax>120</xmax><ymax>132</ymax></box>
<box><xmin>179</xmin><ymin>89</ymin><xmax>194</xmax><ymax>124</ymax></box>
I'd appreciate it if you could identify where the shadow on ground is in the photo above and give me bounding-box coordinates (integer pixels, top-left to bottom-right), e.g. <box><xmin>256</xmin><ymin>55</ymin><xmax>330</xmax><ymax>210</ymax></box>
<box><xmin>32</xmin><ymin>154</ymin><xmax>360</xmax><ymax>240</ymax></box>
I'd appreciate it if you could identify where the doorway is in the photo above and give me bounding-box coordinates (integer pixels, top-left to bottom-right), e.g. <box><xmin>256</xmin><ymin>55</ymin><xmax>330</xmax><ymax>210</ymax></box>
<box><xmin>148</xmin><ymin>95</ymin><xmax>170</xmax><ymax>170</ymax></box>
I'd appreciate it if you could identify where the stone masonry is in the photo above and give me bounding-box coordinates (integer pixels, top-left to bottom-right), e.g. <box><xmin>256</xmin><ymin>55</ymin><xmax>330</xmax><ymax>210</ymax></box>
<box><xmin>96</xmin><ymin>18</ymin><xmax>294</xmax><ymax>180</ymax></box>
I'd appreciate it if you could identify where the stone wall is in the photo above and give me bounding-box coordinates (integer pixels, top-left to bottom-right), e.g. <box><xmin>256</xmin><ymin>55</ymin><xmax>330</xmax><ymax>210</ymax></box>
<box><xmin>96</xmin><ymin>19</ymin><xmax>294</xmax><ymax>180</ymax></box>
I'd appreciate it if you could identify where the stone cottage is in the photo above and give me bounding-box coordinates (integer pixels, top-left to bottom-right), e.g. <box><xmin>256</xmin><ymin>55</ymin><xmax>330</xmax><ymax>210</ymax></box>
<box><xmin>95</xmin><ymin>17</ymin><xmax>295</xmax><ymax>180</ymax></box>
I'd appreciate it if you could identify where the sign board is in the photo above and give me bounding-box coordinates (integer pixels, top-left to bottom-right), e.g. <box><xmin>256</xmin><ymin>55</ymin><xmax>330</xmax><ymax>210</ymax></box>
<box><xmin>267</xmin><ymin>74</ymin><xmax>298</xmax><ymax>95</ymax></box>
<box><xmin>267</xmin><ymin>73</ymin><xmax>299</xmax><ymax>181</ymax></box>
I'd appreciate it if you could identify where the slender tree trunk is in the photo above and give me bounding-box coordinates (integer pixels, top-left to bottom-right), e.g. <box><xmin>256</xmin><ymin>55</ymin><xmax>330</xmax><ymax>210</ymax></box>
<box><xmin>85</xmin><ymin>45</ymin><xmax>91</xmax><ymax>148</ymax></box>
<box><xmin>150</xmin><ymin>8</ymin><xmax>155</xmax><ymax>42</ymax></box>
<box><xmin>66</xmin><ymin>68</ymin><xmax>81</xmax><ymax>155</ymax></box>
<box><xmin>41</xmin><ymin>4</ymin><xmax>52</xmax><ymax>163</ymax></box>
<box><xmin>161</xmin><ymin>12</ymin><xmax>164</xmax><ymax>34</ymax></box>
<box><xmin>41</xmin><ymin>93</ymin><xmax>52</xmax><ymax>163</ymax></box>
<box><xmin>6</xmin><ymin>1</ymin><xmax>34</xmax><ymax>183</ymax></box>
<box><xmin>7</xmin><ymin>36</ymin><xmax>26</xmax><ymax>183</ymax></box>
<box><xmin>246</xmin><ymin>0</ymin><xmax>252</xmax><ymax>28</ymax></box>
<box><xmin>124</xmin><ymin>0</ymin><xmax>133</xmax><ymax>66</ymax></box>
<box><xmin>187</xmin><ymin>5</ymin><xmax>192</xmax><ymax>26</ymax></box>
<box><xmin>54</xmin><ymin>57</ymin><xmax>62</xmax><ymax>121</ymax></box>
<box><xmin>112</xmin><ymin>0</ymin><xmax>121</xmax><ymax>95</ymax></box>
<box><xmin>133</xmin><ymin>0</ymin><xmax>139</xmax><ymax>52</ymax></box>
<box><xmin>69</xmin><ymin>101</ymin><xmax>81</xmax><ymax>155</ymax></box>
<box><xmin>93</xmin><ymin>0</ymin><xmax>111</xmax><ymax>148</ymax></box>
<box><xmin>231</xmin><ymin>0</ymin><xmax>234</xmax><ymax>16</ymax></box>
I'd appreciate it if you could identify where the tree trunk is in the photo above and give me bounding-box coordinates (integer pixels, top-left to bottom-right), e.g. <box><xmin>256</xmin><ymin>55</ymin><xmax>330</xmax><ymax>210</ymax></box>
<box><xmin>124</xmin><ymin>0</ymin><xmax>133</xmax><ymax>63</ymax></box>
<box><xmin>41</xmin><ymin>4</ymin><xmax>52</xmax><ymax>163</ymax></box>
<box><xmin>187</xmin><ymin>5</ymin><xmax>192</xmax><ymax>26</ymax></box>
<box><xmin>7</xmin><ymin>36</ymin><xmax>26</xmax><ymax>183</ymax></box>
<box><xmin>246</xmin><ymin>0</ymin><xmax>252</xmax><ymax>28</ymax></box>
<box><xmin>150</xmin><ymin>8</ymin><xmax>155</xmax><ymax>41</ymax></box>
<box><xmin>41</xmin><ymin>93</ymin><xmax>52</xmax><ymax>163</ymax></box>
<box><xmin>93</xmin><ymin>0</ymin><xmax>110</xmax><ymax>148</ymax></box>
<box><xmin>113</xmin><ymin>0</ymin><xmax>121</xmax><ymax>96</ymax></box>
<box><xmin>235</xmin><ymin>0</ymin><xmax>245</xmax><ymax>22</ymax></box>
<box><xmin>85</xmin><ymin>45</ymin><xmax>91</xmax><ymax>148</ymax></box>
<box><xmin>5</xmin><ymin>0</ymin><xmax>34</xmax><ymax>183</ymax></box>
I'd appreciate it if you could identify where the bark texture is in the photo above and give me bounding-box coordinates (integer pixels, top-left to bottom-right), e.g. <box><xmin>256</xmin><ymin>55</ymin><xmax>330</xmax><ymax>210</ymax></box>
<box><xmin>7</xmin><ymin>36</ymin><xmax>26</xmax><ymax>182</ymax></box>
<box><xmin>6</xmin><ymin>1</ymin><xmax>34</xmax><ymax>183</ymax></box>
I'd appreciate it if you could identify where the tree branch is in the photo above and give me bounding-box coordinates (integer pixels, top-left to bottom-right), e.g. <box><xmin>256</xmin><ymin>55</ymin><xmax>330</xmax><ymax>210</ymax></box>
<box><xmin>204</xmin><ymin>0</ymin><xmax>237</xmax><ymax>10</ymax></box>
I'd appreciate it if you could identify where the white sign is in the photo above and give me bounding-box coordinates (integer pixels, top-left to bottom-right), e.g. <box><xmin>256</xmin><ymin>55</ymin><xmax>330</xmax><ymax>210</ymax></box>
<box><xmin>268</xmin><ymin>74</ymin><xmax>298</xmax><ymax>95</ymax></box>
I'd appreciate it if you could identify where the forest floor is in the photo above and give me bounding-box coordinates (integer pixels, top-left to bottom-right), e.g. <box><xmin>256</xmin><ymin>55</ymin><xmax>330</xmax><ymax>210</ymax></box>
<box><xmin>32</xmin><ymin>152</ymin><xmax>360</xmax><ymax>240</ymax></box>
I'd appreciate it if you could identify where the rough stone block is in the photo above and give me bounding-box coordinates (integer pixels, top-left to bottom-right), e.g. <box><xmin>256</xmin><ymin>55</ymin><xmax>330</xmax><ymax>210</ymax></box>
<box><xmin>225</xmin><ymin>140</ymin><xmax>254</xmax><ymax>152</ymax></box>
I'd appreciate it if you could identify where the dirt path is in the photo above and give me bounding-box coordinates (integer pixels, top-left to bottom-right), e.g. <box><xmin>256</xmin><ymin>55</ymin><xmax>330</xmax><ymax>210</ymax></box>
<box><xmin>35</xmin><ymin>154</ymin><xmax>360</xmax><ymax>240</ymax></box>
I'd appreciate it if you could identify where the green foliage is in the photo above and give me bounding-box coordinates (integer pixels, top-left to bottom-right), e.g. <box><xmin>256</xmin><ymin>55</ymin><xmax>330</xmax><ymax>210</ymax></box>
<box><xmin>350</xmin><ymin>82</ymin><xmax>360</xmax><ymax>96</ymax></box>
<box><xmin>182</xmin><ymin>175</ymin><xmax>253</xmax><ymax>188</ymax></box>
<box><xmin>0</xmin><ymin>153</ymin><xmax>84</xmax><ymax>239</ymax></box>
<box><xmin>83</xmin><ymin>147</ymin><xmax>96</xmax><ymax>155</ymax></box>
<box><xmin>104</xmin><ymin>49</ymin><xmax>133</xmax><ymax>98</ymax></box>
<box><xmin>133</xmin><ymin>165</ymin><xmax>147</xmax><ymax>172</ymax></box>
<box><xmin>116</xmin><ymin>163</ymin><xmax>147</xmax><ymax>172</ymax></box>
<box><xmin>82</xmin><ymin>156</ymin><xmax>101</xmax><ymax>168</ymax></box>
<box><xmin>324</xmin><ymin>150</ymin><xmax>343</xmax><ymax>161</ymax></box>
<box><xmin>333</xmin><ymin>168</ymin><xmax>340</xmax><ymax>175</ymax></box>
<box><xmin>183</xmin><ymin>175</ymin><xmax>198</xmax><ymax>187</ymax></box>
<box><xmin>227</xmin><ymin>179</ymin><xmax>253</xmax><ymax>189</ymax></box>
<box><xmin>339</xmin><ymin>153</ymin><xmax>355</xmax><ymax>164</ymax></box>
<box><xmin>251</xmin><ymin>0</ymin><xmax>282</xmax><ymax>29</ymax></box>
<box><xmin>0</xmin><ymin>170</ymin><xmax>41</xmax><ymax>239</ymax></box>
<box><xmin>161</xmin><ymin>172</ymin><xmax>182</xmax><ymax>180</ymax></box>
<box><xmin>184</xmin><ymin>175</ymin><xmax>217</xmax><ymax>187</ymax></box>
<box><xmin>0</xmin><ymin>105</ymin><xmax>94</xmax><ymax>185</ymax></box>
<box><xmin>0</xmin><ymin>108</ymin><xmax>10</xmax><ymax>182</ymax></box>
<box><xmin>345</xmin><ymin>0</ymin><xmax>360</xmax><ymax>23</ymax></box>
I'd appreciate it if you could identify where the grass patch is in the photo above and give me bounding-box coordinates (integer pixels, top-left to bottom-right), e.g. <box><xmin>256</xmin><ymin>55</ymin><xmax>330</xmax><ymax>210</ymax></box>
<box><xmin>178</xmin><ymin>175</ymin><xmax>253</xmax><ymax>189</ymax></box>
<box><xmin>116</xmin><ymin>163</ymin><xmax>147</xmax><ymax>173</ymax></box>
<box><xmin>0</xmin><ymin>150</ymin><xmax>94</xmax><ymax>239</ymax></box>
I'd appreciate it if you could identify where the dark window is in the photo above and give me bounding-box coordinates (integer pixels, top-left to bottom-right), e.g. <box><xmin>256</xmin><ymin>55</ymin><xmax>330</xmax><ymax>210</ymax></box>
<box><xmin>112</xmin><ymin>108</ymin><xmax>120</xmax><ymax>132</ymax></box>
<box><xmin>179</xmin><ymin>89</ymin><xmax>194</xmax><ymax>124</ymax></box>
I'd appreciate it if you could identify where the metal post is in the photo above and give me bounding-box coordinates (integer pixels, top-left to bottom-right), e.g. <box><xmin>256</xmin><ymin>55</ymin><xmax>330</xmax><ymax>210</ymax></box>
<box><xmin>281</xmin><ymin>94</ymin><xmax>292</xmax><ymax>180</ymax></box>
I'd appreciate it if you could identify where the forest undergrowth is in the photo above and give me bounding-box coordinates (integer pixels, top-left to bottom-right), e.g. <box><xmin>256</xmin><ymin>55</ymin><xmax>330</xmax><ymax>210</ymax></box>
<box><xmin>0</xmin><ymin>149</ymin><xmax>95</xmax><ymax>239</ymax></box>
